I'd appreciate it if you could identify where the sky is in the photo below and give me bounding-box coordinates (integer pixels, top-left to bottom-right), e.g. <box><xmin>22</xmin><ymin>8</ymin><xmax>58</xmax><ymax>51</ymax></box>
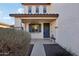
<box><xmin>0</xmin><ymin>3</ymin><xmax>23</xmax><ymax>25</ymax></box>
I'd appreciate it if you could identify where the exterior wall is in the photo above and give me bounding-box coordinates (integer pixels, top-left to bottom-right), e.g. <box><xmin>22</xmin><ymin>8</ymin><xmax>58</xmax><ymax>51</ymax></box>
<box><xmin>31</xmin><ymin>22</ymin><xmax>43</xmax><ymax>39</ymax></box>
<box><xmin>23</xmin><ymin>6</ymin><xmax>28</xmax><ymax>14</ymax></box>
<box><xmin>23</xmin><ymin>5</ymin><xmax>52</xmax><ymax>14</ymax></box>
<box><xmin>52</xmin><ymin>3</ymin><xmax>79</xmax><ymax>55</ymax></box>
<box><xmin>50</xmin><ymin>20</ymin><xmax>56</xmax><ymax>37</ymax></box>
<box><xmin>24</xmin><ymin>22</ymin><xmax>43</xmax><ymax>39</ymax></box>
<box><xmin>47</xmin><ymin>4</ymin><xmax>54</xmax><ymax>14</ymax></box>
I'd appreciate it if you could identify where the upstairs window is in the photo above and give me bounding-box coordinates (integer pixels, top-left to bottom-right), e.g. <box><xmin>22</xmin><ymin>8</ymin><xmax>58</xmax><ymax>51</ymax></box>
<box><xmin>28</xmin><ymin>6</ymin><xmax>32</xmax><ymax>14</ymax></box>
<box><xmin>36</xmin><ymin>6</ymin><xmax>39</xmax><ymax>14</ymax></box>
<box><xmin>43</xmin><ymin>6</ymin><xmax>47</xmax><ymax>14</ymax></box>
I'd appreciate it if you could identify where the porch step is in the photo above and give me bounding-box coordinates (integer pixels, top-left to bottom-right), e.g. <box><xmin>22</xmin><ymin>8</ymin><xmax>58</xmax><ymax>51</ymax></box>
<box><xmin>30</xmin><ymin>39</ymin><xmax>55</xmax><ymax>44</ymax></box>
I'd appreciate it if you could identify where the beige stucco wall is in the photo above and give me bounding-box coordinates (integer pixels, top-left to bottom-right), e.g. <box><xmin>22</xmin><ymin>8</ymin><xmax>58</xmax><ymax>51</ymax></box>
<box><xmin>47</xmin><ymin>4</ymin><xmax>54</xmax><ymax>14</ymax></box>
<box><xmin>24</xmin><ymin>5</ymin><xmax>44</xmax><ymax>14</ymax></box>
<box><xmin>50</xmin><ymin>20</ymin><xmax>56</xmax><ymax>37</ymax></box>
<box><xmin>24</xmin><ymin>22</ymin><xmax>43</xmax><ymax>39</ymax></box>
<box><xmin>52</xmin><ymin>3</ymin><xmax>79</xmax><ymax>55</ymax></box>
<box><xmin>23</xmin><ymin>4</ymin><xmax>53</xmax><ymax>14</ymax></box>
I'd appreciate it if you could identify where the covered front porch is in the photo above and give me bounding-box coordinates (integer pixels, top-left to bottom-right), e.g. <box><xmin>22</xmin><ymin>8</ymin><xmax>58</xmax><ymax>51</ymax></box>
<box><xmin>9</xmin><ymin>14</ymin><xmax>59</xmax><ymax>39</ymax></box>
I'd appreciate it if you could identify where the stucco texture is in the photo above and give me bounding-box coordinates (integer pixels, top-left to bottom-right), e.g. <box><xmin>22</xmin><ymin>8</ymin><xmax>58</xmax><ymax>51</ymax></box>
<box><xmin>53</xmin><ymin>3</ymin><xmax>79</xmax><ymax>55</ymax></box>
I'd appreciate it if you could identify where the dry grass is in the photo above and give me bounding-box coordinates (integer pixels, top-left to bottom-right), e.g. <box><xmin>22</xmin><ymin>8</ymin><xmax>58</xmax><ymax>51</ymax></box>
<box><xmin>0</xmin><ymin>28</ymin><xmax>31</xmax><ymax>56</ymax></box>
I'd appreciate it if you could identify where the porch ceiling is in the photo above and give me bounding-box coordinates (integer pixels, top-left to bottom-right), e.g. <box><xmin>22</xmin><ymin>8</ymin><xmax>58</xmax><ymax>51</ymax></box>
<box><xmin>21</xmin><ymin>16</ymin><xmax>57</xmax><ymax>23</ymax></box>
<box><xmin>22</xmin><ymin>19</ymin><xmax>56</xmax><ymax>23</ymax></box>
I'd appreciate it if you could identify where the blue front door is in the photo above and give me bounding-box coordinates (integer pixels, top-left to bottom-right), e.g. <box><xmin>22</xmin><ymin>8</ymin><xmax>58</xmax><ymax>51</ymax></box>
<box><xmin>43</xmin><ymin>23</ymin><xmax>50</xmax><ymax>38</ymax></box>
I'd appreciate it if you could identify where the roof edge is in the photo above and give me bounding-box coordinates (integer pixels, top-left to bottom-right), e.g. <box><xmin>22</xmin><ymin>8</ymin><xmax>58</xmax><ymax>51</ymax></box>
<box><xmin>21</xmin><ymin>3</ymin><xmax>51</xmax><ymax>5</ymax></box>
<box><xmin>9</xmin><ymin>14</ymin><xmax>59</xmax><ymax>17</ymax></box>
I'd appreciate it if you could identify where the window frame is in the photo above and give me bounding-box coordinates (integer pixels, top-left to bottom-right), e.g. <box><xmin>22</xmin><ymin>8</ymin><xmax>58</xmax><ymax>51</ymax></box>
<box><xmin>29</xmin><ymin>23</ymin><xmax>41</xmax><ymax>33</ymax></box>
<box><xmin>28</xmin><ymin>6</ymin><xmax>32</xmax><ymax>14</ymax></box>
<box><xmin>36</xmin><ymin>6</ymin><xmax>39</xmax><ymax>14</ymax></box>
<box><xmin>43</xmin><ymin>6</ymin><xmax>47</xmax><ymax>14</ymax></box>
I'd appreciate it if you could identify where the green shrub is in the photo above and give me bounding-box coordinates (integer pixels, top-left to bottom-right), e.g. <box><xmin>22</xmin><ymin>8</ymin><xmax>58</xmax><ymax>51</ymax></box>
<box><xmin>0</xmin><ymin>28</ymin><xmax>31</xmax><ymax>56</ymax></box>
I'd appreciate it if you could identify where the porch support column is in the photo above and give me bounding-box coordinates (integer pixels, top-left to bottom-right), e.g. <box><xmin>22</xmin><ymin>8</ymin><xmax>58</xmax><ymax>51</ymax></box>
<box><xmin>14</xmin><ymin>18</ymin><xmax>22</xmax><ymax>30</ymax></box>
<box><xmin>24</xmin><ymin>23</ymin><xmax>27</xmax><ymax>31</ymax></box>
<box><xmin>50</xmin><ymin>20</ymin><xmax>56</xmax><ymax>38</ymax></box>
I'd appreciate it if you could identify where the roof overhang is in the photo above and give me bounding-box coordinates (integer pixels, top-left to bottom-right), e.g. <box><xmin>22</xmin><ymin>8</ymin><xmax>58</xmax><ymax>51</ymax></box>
<box><xmin>9</xmin><ymin>14</ymin><xmax>59</xmax><ymax>23</ymax></box>
<box><xmin>22</xmin><ymin>3</ymin><xmax>51</xmax><ymax>5</ymax></box>
<box><xmin>0</xmin><ymin>23</ymin><xmax>10</xmax><ymax>26</ymax></box>
<box><xmin>0</xmin><ymin>23</ymin><xmax>11</xmax><ymax>28</ymax></box>
<box><xmin>9</xmin><ymin>14</ymin><xmax>59</xmax><ymax>18</ymax></box>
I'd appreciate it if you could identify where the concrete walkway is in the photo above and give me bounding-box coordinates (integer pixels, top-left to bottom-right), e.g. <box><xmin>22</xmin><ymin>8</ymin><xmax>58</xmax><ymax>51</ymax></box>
<box><xmin>31</xmin><ymin>42</ymin><xmax>46</xmax><ymax>56</ymax></box>
<box><xmin>30</xmin><ymin>39</ymin><xmax>54</xmax><ymax>56</ymax></box>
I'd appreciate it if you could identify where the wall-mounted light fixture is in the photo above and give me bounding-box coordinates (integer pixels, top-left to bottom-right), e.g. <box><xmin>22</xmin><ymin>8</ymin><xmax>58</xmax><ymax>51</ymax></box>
<box><xmin>55</xmin><ymin>25</ymin><xmax>58</xmax><ymax>29</ymax></box>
